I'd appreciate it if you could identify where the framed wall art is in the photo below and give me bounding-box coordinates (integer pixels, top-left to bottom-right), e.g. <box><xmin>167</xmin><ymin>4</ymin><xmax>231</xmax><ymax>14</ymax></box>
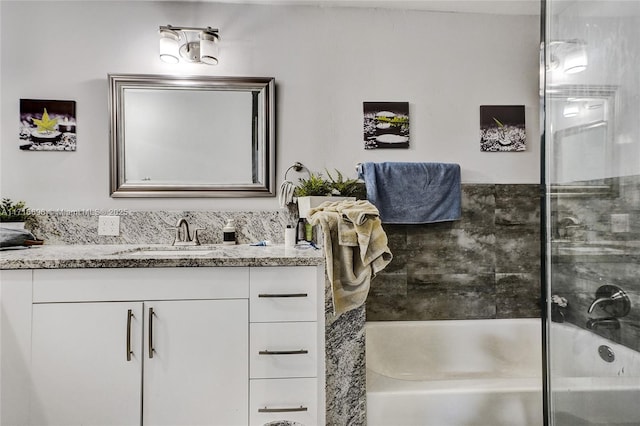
<box><xmin>19</xmin><ymin>99</ymin><xmax>77</xmax><ymax>151</ymax></box>
<box><xmin>363</xmin><ymin>101</ymin><xmax>409</xmax><ymax>149</ymax></box>
<box><xmin>480</xmin><ymin>105</ymin><xmax>526</xmax><ymax>152</ymax></box>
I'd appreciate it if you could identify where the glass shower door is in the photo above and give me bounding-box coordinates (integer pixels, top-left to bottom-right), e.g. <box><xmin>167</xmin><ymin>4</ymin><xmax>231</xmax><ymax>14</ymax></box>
<box><xmin>544</xmin><ymin>0</ymin><xmax>640</xmax><ymax>425</ymax></box>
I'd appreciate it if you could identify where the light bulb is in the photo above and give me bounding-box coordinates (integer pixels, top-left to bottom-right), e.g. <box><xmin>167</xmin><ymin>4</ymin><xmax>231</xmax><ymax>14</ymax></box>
<box><xmin>159</xmin><ymin>29</ymin><xmax>180</xmax><ymax>64</ymax></box>
<box><xmin>200</xmin><ymin>31</ymin><xmax>219</xmax><ymax>65</ymax></box>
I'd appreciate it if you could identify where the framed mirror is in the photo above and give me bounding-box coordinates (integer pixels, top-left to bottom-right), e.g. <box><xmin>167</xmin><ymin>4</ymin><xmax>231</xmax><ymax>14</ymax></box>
<box><xmin>547</xmin><ymin>85</ymin><xmax>618</xmax><ymax>197</ymax></box>
<box><xmin>108</xmin><ymin>74</ymin><xmax>275</xmax><ymax>197</ymax></box>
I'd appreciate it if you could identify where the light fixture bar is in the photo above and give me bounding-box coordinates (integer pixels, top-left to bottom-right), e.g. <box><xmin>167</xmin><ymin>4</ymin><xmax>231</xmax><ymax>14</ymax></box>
<box><xmin>160</xmin><ymin>25</ymin><xmax>219</xmax><ymax>34</ymax></box>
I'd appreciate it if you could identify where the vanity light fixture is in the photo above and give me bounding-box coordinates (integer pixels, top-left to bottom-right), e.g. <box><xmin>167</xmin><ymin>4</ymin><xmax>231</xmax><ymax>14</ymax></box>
<box><xmin>158</xmin><ymin>25</ymin><xmax>220</xmax><ymax>65</ymax></box>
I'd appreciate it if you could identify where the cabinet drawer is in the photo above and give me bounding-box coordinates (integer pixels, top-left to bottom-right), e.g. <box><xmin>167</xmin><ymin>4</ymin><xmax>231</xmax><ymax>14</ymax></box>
<box><xmin>250</xmin><ymin>322</ymin><xmax>317</xmax><ymax>379</ymax></box>
<box><xmin>33</xmin><ymin>267</ymin><xmax>249</xmax><ymax>303</ymax></box>
<box><xmin>250</xmin><ymin>378</ymin><xmax>318</xmax><ymax>426</ymax></box>
<box><xmin>250</xmin><ymin>266</ymin><xmax>318</xmax><ymax>322</ymax></box>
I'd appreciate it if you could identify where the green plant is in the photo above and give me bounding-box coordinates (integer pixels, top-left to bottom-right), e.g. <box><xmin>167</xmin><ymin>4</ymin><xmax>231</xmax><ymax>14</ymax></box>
<box><xmin>0</xmin><ymin>198</ymin><xmax>32</xmax><ymax>222</ymax></box>
<box><xmin>325</xmin><ymin>169</ymin><xmax>365</xmax><ymax>199</ymax></box>
<box><xmin>492</xmin><ymin>117</ymin><xmax>505</xmax><ymax>128</ymax></box>
<box><xmin>294</xmin><ymin>173</ymin><xmax>333</xmax><ymax>197</ymax></box>
<box><xmin>294</xmin><ymin>169</ymin><xmax>366</xmax><ymax>199</ymax></box>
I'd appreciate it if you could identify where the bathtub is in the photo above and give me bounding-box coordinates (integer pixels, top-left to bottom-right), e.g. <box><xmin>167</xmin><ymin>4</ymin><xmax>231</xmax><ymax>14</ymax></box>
<box><xmin>366</xmin><ymin>319</ymin><xmax>543</xmax><ymax>426</ymax></box>
<box><xmin>550</xmin><ymin>322</ymin><xmax>640</xmax><ymax>425</ymax></box>
<box><xmin>366</xmin><ymin>319</ymin><xmax>640</xmax><ymax>426</ymax></box>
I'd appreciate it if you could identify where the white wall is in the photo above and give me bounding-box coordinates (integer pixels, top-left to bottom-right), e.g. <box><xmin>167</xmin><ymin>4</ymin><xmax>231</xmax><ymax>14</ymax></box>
<box><xmin>0</xmin><ymin>1</ymin><xmax>540</xmax><ymax>210</ymax></box>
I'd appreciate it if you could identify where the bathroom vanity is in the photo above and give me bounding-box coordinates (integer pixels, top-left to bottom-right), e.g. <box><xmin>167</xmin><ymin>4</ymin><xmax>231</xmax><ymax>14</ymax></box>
<box><xmin>0</xmin><ymin>245</ymin><xmax>325</xmax><ymax>426</ymax></box>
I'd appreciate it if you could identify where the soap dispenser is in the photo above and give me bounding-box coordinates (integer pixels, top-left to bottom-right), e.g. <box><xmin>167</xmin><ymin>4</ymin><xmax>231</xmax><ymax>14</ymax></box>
<box><xmin>223</xmin><ymin>219</ymin><xmax>236</xmax><ymax>245</ymax></box>
<box><xmin>296</xmin><ymin>218</ymin><xmax>307</xmax><ymax>243</ymax></box>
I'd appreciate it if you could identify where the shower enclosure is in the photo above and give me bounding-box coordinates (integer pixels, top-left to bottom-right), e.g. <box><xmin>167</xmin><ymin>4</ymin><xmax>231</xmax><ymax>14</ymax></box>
<box><xmin>544</xmin><ymin>0</ymin><xmax>640</xmax><ymax>425</ymax></box>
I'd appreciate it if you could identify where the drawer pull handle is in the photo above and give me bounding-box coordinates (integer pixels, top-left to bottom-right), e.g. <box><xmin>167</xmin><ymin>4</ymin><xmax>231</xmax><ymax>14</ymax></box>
<box><xmin>259</xmin><ymin>349</ymin><xmax>309</xmax><ymax>355</ymax></box>
<box><xmin>126</xmin><ymin>309</ymin><xmax>134</xmax><ymax>362</ymax></box>
<box><xmin>258</xmin><ymin>406</ymin><xmax>308</xmax><ymax>413</ymax></box>
<box><xmin>258</xmin><ymin>293</ymin><xmax>308</xmax><ymax>298</ymax></box>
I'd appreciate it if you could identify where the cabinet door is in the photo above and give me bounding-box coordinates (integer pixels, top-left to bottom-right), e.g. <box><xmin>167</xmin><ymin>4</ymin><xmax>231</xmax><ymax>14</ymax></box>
<box><xmin>143</xmin><ymin>299</ymin><xmax>248</xmax><ymax>426</ymax></box>
<box><xmin>30</xmin><ymin>302</ymin><xmax>143</xmax><ymax>426</ymax></box>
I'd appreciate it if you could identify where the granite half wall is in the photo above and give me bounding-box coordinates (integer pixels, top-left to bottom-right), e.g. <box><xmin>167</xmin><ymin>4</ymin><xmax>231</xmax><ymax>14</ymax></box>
<box><xmin>367</xmin><ymin>184</ymin><xmax>542</xmax><ymax>321</ymax></box>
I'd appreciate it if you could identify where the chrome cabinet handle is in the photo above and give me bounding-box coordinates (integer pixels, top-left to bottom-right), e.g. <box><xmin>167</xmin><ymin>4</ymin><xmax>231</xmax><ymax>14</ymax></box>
<box><xmin>126</xmin><ymin>309</ymin><xmax>134</xmax><ymax>362</ymax></box>
<box><xmin>258</xmin><ymin>406</ymin><xmax>308</xmax><ymax>413</ymax></box>
<box><xmin>258</xmin><ymin>349</ymin><xmax>309</xmax><ymax>355</ymax></box>
<box><xmin>258</xmin><ymin>293</ymin><xmax>308</xmax><ymax>298</ymax></box>
<box><xmin>148</xmin><ymin>307</ymin><xmax>155</xmax><ymax>359</ymax></box>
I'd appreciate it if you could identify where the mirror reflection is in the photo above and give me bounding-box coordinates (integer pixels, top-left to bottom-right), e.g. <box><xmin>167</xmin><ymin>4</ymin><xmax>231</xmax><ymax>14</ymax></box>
<box><xmin>548</xmin><ymin>85</ymin><xmax>617</xmax><ymax>196</ymax></box>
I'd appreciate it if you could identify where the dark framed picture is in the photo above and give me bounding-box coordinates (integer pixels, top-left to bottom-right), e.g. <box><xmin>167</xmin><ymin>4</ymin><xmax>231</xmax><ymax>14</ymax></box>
<box><xmin>480</xmin><ymin>105</ymin><xmax>526</xmax><ymax>152</ymax></box>
<box><xmin>19</xmin><ymin>99</ymin><xmax>77</xmax><ymax>151</ymax></box>
<box><xmin>363</xmin><ymin>101</ymin><xmax>409</xmax><ymax>149</ymax></box>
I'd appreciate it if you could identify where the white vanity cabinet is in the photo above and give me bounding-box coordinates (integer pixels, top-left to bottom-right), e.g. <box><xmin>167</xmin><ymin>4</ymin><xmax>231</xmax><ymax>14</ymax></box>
<box><xmin>31</xmin><ymin>301</ymin><xmax>145</xmax><ymax>425</ymax></box>
<box><xmin>249</xmin><ymin>266</ymin><xmax>324</xmax><ymax>426</ymax></box>
<box><xmin>0</xmin><ymin>263</ymin><xmax>325</xmax><ymax>426</ymax></box>
<box><xmin>29</xmin><ymin>267</ymin><xmax>249</xmax><ymax>426</ymax></box>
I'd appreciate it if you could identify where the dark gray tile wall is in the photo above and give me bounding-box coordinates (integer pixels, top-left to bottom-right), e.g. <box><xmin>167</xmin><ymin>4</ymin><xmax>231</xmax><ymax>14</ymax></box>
<box><xmin>367</xmin><ymin>184</ymin><xmax>542</xmax><ymax>321</ymax></box>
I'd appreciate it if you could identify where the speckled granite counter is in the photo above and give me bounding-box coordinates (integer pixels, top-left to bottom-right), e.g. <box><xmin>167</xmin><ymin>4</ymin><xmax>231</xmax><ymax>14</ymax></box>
<box><xmin>0</xmin><ymin>244</ymin><xmax>324</xmax><ymax>270</ymax></box>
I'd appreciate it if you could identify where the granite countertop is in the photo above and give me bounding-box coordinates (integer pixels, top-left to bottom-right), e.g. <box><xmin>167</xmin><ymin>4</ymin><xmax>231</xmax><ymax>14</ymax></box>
<box><xmin>0</xmin><ymin>244</ymin><xmax>325</xmax><ymax>270</ymax></box>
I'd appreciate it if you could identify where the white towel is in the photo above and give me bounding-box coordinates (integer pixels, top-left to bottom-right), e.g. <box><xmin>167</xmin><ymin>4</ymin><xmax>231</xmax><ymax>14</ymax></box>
<box><xmin>308</xmin><ymin>200</ymin><xmax>392</xmax><ymax>315</ymax></box>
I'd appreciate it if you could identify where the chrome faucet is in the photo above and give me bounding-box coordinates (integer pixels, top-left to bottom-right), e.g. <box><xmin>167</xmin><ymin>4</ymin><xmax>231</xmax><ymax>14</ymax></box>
<box><xmin>588</xmin><ymin>296</ymin><xmax>613</xmax><ymax>313</ymax></box>
<box><xmin>587</xmin><ymin>289</ymin><xmax>627</xmax><ymax>313</ymax></box>
<box><xmin>172</xmin><ymin>218</ymin><xmax>202</xmax><ymax>246</ymax></box>
<box><xmin>586</xmin><ymin>285</ymin><xmax>630</xmax><ymax>332</ymax></box>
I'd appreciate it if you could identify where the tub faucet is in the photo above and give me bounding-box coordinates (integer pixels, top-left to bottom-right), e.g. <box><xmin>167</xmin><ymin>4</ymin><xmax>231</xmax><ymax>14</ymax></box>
<box><xmin>586</xmin><ymin>317</ymin><xmax>620</xmax><ymax>330</ymax></box>
<box><xmin>173</xmin><ymin>218</ymin><xmax>202</xmax><ymax>246</ymax></box>
<box><xmin>588</xmin><ymin>297</ymin><xmax>613</xmax><ymax>313</ymax></box>
<box><xmin>587</xmin><ymin>289</ymin><xmax>627</xmax><ymax>313</ymax></box>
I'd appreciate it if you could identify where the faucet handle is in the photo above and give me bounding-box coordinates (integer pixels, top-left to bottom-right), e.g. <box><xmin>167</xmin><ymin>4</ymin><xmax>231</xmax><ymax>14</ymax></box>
<box><xmin>191</xmin><ymin>228</ymin><xmax>205</xmax><ymax>245</ymax></box>
<box><xmin>586</xmin><ymin>317</ymin><xmax>620</xmax><ymax>330</ymax></box>
<box><xmin>589</xmin><ymin>284</ymin><xmax>631</xmax><ymax>317</ymax></box>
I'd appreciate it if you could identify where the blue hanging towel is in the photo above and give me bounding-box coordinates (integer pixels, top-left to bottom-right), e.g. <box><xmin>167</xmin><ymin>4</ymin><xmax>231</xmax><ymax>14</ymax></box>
<box><xmin>358</xmin><ymin>162</ymin><xmax>462</xmax><ymax>224</ymax></box>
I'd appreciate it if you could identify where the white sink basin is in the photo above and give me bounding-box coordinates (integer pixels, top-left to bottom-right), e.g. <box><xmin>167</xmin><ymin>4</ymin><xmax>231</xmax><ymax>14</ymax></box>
<box><xmin>116</xmin><ymin>246</ymin><xmax>220</xmax><ymax>257</ymax></box>
<box><xmin>129</xmin><ymin>249</ymin><xmax>215</xmax><ymax>256</ymax></box>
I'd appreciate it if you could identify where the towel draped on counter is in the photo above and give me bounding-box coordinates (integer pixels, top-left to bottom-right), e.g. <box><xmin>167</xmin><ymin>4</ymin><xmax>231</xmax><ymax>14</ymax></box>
<box><xmin>307</xmin><ymin>200</ymin><xmax>392</xmax><ymax>315</ymax></box>
<box><xmin>358</xmin><ymin>161</ymin><xmax>461</xmax><ymax>224</ymax></box>
<box><xmin>1</xmin><ymin>227</ymin><xmax>36</xmax><ymax>248</ymax></box>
